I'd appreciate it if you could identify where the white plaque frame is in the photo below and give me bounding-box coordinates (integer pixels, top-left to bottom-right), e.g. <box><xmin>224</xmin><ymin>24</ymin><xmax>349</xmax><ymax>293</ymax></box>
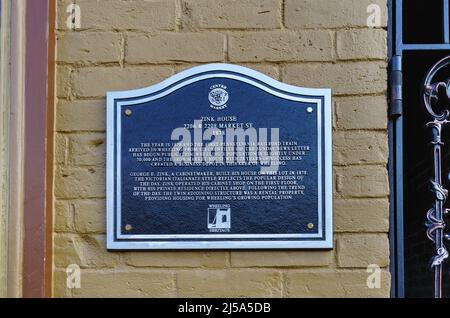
<box><xmin>106</xmin><ymin>64</ymin><xmax>333</xmax><ymax>250</ymax></box>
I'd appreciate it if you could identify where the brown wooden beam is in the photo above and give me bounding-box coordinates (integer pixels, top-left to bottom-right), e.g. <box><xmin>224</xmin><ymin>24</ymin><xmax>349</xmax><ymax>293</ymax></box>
<box><xmin>22</xmin><ymin>0</ymin><xmax>55</xmax><ymax>298</ymax></box>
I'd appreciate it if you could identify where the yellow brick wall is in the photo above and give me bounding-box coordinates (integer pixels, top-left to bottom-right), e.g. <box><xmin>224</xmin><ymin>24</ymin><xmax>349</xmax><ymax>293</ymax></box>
<box><xmin>53</xmin><ymin>0</ymin><xmax>390</xmax><ymax>297</ymax></box>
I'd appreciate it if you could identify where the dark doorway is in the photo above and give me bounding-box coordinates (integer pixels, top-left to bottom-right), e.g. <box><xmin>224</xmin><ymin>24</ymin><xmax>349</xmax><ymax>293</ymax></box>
<box><xmin>403</xmin><ymin>50</ymin><xmax>450</xmax><ymax>298</ymax></box>
<box><xmin>390</xmin><ymin>0</ymin><xmax>450</xmax><ymax>297</ymax></box>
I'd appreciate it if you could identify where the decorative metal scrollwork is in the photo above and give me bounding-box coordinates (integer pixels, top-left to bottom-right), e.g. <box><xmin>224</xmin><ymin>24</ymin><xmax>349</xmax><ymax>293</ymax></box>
<box><xmin>423</xmin><ymin>56</ymin><xmax>450</xmax><ymax>298</ymax></box>
<box><xmin>432</xmin><ymin>248</ymin><xmax>449</xmax><ymax>268</ymax></box>
<box><xmin>430</xmin><ymin>179</ymin><xmax>448</xmax><ymax>202</ymax></box>
<box><xmin>426</xmin><ymin>207</ymin><xmax>445</xmax><ymax>242</ymax></box>
<box><xmin>423</xmin><ymin>57</ymin><xmax>450</xmax><ymax>121</ymax></box>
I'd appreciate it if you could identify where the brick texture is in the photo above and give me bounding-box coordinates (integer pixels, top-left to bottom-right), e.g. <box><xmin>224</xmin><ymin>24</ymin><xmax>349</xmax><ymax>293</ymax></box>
<box><xmin>284</xmin><ymin>0</ymin><xmax>388</xmax><ymax>29</ymax></box>
<box><xmin>337</xmin><ymin>29</ymin><xmax>387</xmax><ymax>60</ymax></box>
<box><xmin>228</xmin><ymin>30</ymin><xmax>334</xmax><ymax>62</ymax></box>
<box><xmin>230</xmin><ymin>251</ymin><xmax>332</xmax><ymax>267</ymax></box>
<box><xmin>73</xmin><ymin>199</ymin><xmax>106</xmax><ymax>234</ymax></box>
<box><xmin>67</xmin><ymin>133</ymin><xmax>106</xmax><ymax>166</ymax></box>
<box><xmin>333</xmin><ymin>131</ymin><xmax>388</xmax><ymax>165</ymax></box>
<box><xmin>285</xmin><ymin>270</ymin><xmax>391</xmax><ymax>297</ymax></box>
<box><xmin>57</xmin><ymin>0</ymin><xmax>176</xmax><ymax>31</ymax></box>
<box><xmin>126</xmin><ymin>33</ymin><xmax>224</xmax><ymax>63</ymax></box>
<box><xmin>181</xmin><ymin>0</ymin><xmax>281</xmax><ymax>30</ymax></box>
<box><xmin>334</xmin><ymin>199</ymin><xmax>389</xmax><ymax>233</ymax></box>
<box><xmin>57</xmin><ymin>32</ymin><xmax>122</xmax><ymax>64</ymax></box>
<box><xmin>54</xmin><ymin>269</ymin><xmax>176</xmax><ymax>297</ymax></box>
<box><xmin>335</xmin><ymin>166</ymin><xmax>389</xmax><ymax>198</ymax></box>
<box><xmin>72</xmin><ymin>66</ymin><xmax>174</xmax><ymax>98</ymax></box>
<box><xmin>124</xmin><ymin>252</ymin><xmax>228</xmax><ymax>268</ymax></box>
<box><xmin>54</xmin><ymin>0</ymin><xmax>390</xmax><ymax>298</ymax></box>
<box><xmin>337</xmin><ymin>234</ymin><xmax>390</xmax><ymax>268</ymax></box>
<box><xmin>56</xmin><ymin>100</ymin><xmax>105</xmax><ymax>132</ymax></box>
<box><xmin>177</xmin><ymin>270</ymin><xmax>283</xmax><ymax>297</ymax></box>
<box><xmin>282</xmin><ymin>62</ymin><xmax>387</xmax><ymax>95</ymax></box>
<box><xmin>335</xmin><ymin>96</ymin><xmax>387</xmax><ymax>130</ymax></box>
<box><xmin>54</xmin><ymin>234</ymin><xmax>120</xmax><ymax>269</ymax></box>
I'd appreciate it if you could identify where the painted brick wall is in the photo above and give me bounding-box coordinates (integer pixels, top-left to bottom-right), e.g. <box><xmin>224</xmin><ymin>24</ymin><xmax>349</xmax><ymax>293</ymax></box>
<box><xmin>53</xmin><ymin>0</ymin><xmax>390</xmax><ymax>297</ymax></box>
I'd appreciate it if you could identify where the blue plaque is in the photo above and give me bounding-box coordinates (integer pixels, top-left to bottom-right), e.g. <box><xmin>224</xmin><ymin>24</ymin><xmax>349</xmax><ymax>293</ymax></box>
<box><xmin>107</xmin><ymin>64</ymin><xmax>332</xmax><ymax>249</ymax></box>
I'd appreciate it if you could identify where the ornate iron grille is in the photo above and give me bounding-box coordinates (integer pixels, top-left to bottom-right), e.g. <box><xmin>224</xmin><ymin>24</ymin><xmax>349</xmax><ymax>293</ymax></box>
<box><xmin>390</xmin><ymin>0</ymin><xmax>450</xmax><ymax>298</ymax></box>
<box><xmin>423</xmin><ymin>57</ymin><xmax>450</xmax><ymax>298</ymax></box>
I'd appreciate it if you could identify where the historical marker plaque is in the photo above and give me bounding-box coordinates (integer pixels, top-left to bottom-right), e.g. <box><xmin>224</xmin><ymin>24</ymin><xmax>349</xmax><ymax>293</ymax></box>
<box><xmin>107</xmin><ymin>64</ymin><xmax>332</xmax><ymax>249</ymax></box>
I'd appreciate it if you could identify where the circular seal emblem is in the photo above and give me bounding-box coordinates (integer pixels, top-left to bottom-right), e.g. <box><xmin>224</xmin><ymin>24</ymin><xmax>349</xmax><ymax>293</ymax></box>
<box><xmin>208</xmin><ymin>86</ymin><xmax>229</xmax><ymax>110</ymax></box>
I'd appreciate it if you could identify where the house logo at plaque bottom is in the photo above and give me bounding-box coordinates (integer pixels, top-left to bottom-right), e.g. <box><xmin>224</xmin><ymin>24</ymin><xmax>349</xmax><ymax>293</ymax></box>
<box><xmin>207</xmin><ymin>204</ymin><xmax>231</xmax><ymax>232</ymax></box>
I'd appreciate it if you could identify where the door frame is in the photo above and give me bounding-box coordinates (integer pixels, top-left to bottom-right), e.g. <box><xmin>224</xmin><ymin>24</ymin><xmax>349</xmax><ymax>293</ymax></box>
<box><xmin>3</xmin><ymin>0</ymin><xmax>56</xmax><ymax>297</ymax></box>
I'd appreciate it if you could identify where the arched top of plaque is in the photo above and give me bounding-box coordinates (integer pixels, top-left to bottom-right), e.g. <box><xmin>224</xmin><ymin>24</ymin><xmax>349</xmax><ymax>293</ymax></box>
<box><xmin>107</xmin><ymin>63</ymin><xmax>331</xmax><ymax>103</ymax></box>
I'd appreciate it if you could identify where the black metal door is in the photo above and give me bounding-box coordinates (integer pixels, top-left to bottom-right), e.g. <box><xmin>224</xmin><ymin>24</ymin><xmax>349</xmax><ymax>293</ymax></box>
<box><xmin>390</xmin><ymin>0</ymin><xmax>450</xmax><ymax>298</ymax></box>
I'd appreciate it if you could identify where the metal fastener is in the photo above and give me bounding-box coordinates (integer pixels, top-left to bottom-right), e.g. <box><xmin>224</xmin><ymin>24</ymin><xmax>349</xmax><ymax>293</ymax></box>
<box><xmin>124</xmin><ymin>224</ymin><xmax>133</xmax><ymax>231</ymax></box>
<box><xmin>125</xmin><ymin>109</ymin><xmax>132</xmax><ymax>116</ymax></box>
<box><xmin>307</xmin><ymin>223</ymin><xmax>314</xmax><ymax>229</ymax></box>
<box><xmin>306</xmin><ymin>107</ymin><xmax>313</xmax><ymax>113</ymax></box>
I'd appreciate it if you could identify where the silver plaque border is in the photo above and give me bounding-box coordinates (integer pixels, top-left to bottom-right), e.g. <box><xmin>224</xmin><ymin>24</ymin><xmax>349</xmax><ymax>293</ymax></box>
<box><xmin>106</xmin><ymin>63</ymin><xmax>332</xmax><ymax>250</ymax></box>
